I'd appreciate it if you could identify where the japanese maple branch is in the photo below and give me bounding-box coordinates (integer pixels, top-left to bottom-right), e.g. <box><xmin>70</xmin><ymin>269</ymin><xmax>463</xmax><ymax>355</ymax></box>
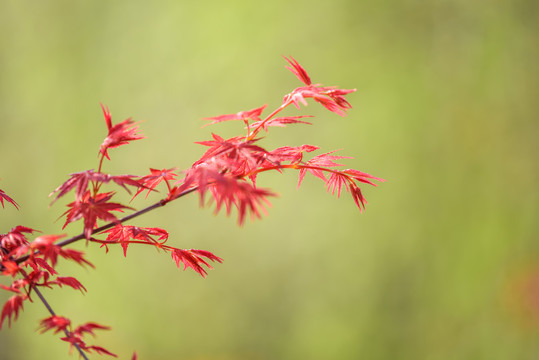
<box><xmin>9</xmin><ymin>187</ymin><xmax>198</xmax><ymax>267</ymax></box>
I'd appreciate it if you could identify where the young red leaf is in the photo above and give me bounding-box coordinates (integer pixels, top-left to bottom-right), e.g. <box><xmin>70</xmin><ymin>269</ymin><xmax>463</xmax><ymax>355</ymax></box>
<box><xmin>60</xmin><ymin>248</ymin><xmax>94</xmax><ymax>268</ymax></box>
<box><xmin>209</xmin><ymin>175</ymin><xmax>275</xmax><ymax>225</ymax></box>
<box><xmin>32</xmin><ymin>257</ymin><xmax>58</xmax><ymax>276</ymax></box>
<box><xmin>305</xmin><ymin>150</ymin><xmax>351</xmax><ymax>168</ymax></box>
<box><xmin>133</xmin><ymin>168</ymin><xmax>178</xmax><ymax>199</ymax></box>
<box><xmin>60</xmin><ymin>333</ymin><xmax>86</xmax><ymax>354</ymax></box>
<box><xmin>39</xmin><ymin>315</ymin><xmax>71</xmax><ymax>334</ymax></box>
<box><xmin>0</xmin><ymin>187</ymin><xmax>19</xmax><ymax>209</ymax></box>
<box><xmin>349</xmin><ymin>182</ymin><xmax>367</xmax><ymax>211</ymax></box>
<box><xmin>49</xmin><ymin>170</ymin><xmax>96</xmax><ymax>204</ymax></box>
<box><xmin>267</xmin><ymin>145</ymin><xmax>319</xmax><ymax>165</ymax></box>
<box><xmin>204</xmin><ymin>104</ymin><xmax>267</xmax><ymax>126</ymax></box>
<box><xmin>342</xmin><ymin>168</ymin><xmax>385</xmax><ymax>186</ymax></box>
<box><xmin>325</xmin><ymin>88</ymin><xmax>356</xmax><ymax>109</ymax></box>
<box><xmin>50</xmin><ymin>170</ymin><xmax>143</xmax><ymax>204</ymax></box>
<box><xmin>326</xmin><ymin>172</ymin><xmax>349</xmax><ymax>198</ymax></box>
<box><xmin>30</xmin><ymin>234</ymin><xmax>67</xmax><ymax>267</ymax></box>
<box><xmin>73</xmin><ymin>322</ymin><xmax>111</xmax><ymax>337</ymax></box>
<box><xmin>58</xmin><ymin>320</ymin><xmax>116</xmax><ymax>357</ymax></box>
<box><xmin>0</xmin><ymin>295</ymin><xmax>25</xmax><ymax>329</ymax></box>
<box><xmin>1</xmin><ymin>277</ymin><xmax>30</xmax><ymax>294</ymax></box>
<box><xmin>101</xmin><ymin>224</ymin><xmax>133</xmax><ymax>256</ymax></box>
<box><xmin>0</xmin><ymin>226</ymin><xmax>38</xmax><ymax>253</ymax></box>
<box><xmin>283</xmin><ymin>85</ymin><xmax>357</xmax><ymax>116</ymax></box>
<box><xmin>0</xmin><ymin>283</ymin><xmax>19</xmax><ymax>294</ymax></box>
<box><xmin>101</xmin><ymin>103</ymin><xmax>112</xmax><ymax>130</ymax></box>
<box><xmin>99</xmin><ymin>105</ymin><xmax>144</xmax><ymax>160</ymax></box>
<box><xmin>298</xmin><ymin>150</ymin><xmax>351</xmax><ymax>187</ymax></box>
<box><xmin>170</xmin><ymin>248</ymin><xmax>223</xmax><ymax>278</ymax></box>
<box><xmin>284</xmin><ymin>56</ymin><xmax>312</xmax><ymax>86</ymax></box>
<box><xmin>61</xmin><ymin>191</ymin><xmax>132</xmax><ymax>240</ymax></box>
<box><xmin>249</xmin><ymin>115</ymin><xmax>313</xmax><ymax>132</ymax></box>
<box><xmin>1</xmin><ymin>260</ymin><xmax>20</xmax><ymax>277</ymax></box>
<box><xmin>85</xmin><ymin>345</ymin><xmax>118</xmax><ymax>357</ymax></box>
<box><xmin>194</xmin><ymin>134</ymin><xmax>268</xmax><ymax>170</ymax></box>
<box><xmin>190</xmin><ymin>249</ymin><xmax>224</xmax><ymax>263</ymax></box>
<box><xmin>102</xmin><ymin>224</ymin><xmax>169</xmax><ymax>257</ymax></box>
<box><xmin>281</xmin><ymin>56</ymin><xmax>357</xmax><ymax>117</ymax></box>
<box><xmin>54</xmin><ymin>276</ymin><xmax>87</xmax><ymax>293</ymax></box>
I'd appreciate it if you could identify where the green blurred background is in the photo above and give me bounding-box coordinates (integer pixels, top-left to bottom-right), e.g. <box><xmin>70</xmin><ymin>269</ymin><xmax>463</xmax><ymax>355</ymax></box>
<box><xmin>1</xmin><ymin>0</ymin><xmax>538</xmax><ymax>359</ymax></box>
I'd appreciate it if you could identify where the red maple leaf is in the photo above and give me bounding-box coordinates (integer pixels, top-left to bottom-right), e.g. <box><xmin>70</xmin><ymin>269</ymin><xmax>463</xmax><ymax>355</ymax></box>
<box><xmin>209</xmin><ymin>176</ymin><xmax>275</xmax><ymax>225</ymax></box>
<box><xmin>60</xmin><ymin>248</ymin><xmax>95</xmax><ymax>268</ymax></box>
<box><xmin>1</xmin><ymin>260</ymin><xmax>20</xmax><ymax>277</ymax></box>
<box><xmin>195</xmin><ymin>134</ymin><xmax>267</xmax><ymax>168</ymax></box>
<box><xmin>61</xmin><ymin>191</ymin><xmax>132</xmax><ymax>240</ymax></box>
<box><xmin>32</xmin><ymin>257</ymin><xmax>57</xmax><ymax>275</ymax></box>
<box><xmin>0</xmin><ymin>295</ymin><xmax>25</xmax><ymax>329</ymax></box>
<box><xmin>132</xmin><ymin>168</ymin><xmax>178</xmax><ymax>199</ymax></box>
<box><xmin>281</xmin><ymin>57</ymin><xmax>356</xmax><ymax>116</ymax></box>
<box><xmin>50</xmin><ymin>170</ymin><xmax>143</xmax><ymax>204</ymax></box>
<box><xmin>266</xmin><ymin>144</ymin><xmax>319</xmax><ymax>165</ymax></box>
<box><xmin>27</xmin><ymin>234</ymin><xmax>94</xmax><ymax>269</ymax></box>
<box><xmin>29</xmin><ymin>234</ymin><xmax>67</xmax><ymax>267</ymax></box>
<box><xmin>53</xmin><ymin>276</ymin><xmax>87</xmax><ymax>293</ymax></box>
<box><xmin>284</xmin><ymin>56</ymin><xmax>312</xmax><ymax>86</ymax></box>
<box><xmin>99</xmin><ymin>104</ymin><xmax>144</xmax><ymax>160</ymax></box>
<box><xmin>204</xmin><ymin>104</ymin><xmax>267</xmax><ymax>126</ymax></box>
<box><xmin>85</xmin><ymin>345</ymin><xmax>117</xmax><ymax>357</ymax></box>
<box><xmin>39</xmin><ymin>315</ymin><xmax>71</xmax><ymax>334</ymax></box>
<box><xmin>0</xmin><ymin>187</ymin><xmax>19</xmax><ymax>209</ymax></box>
<box><xmin>326</xmin><ymin>172</ymin><xmax>350</xmax><ymax>198</ymax></box>
<box><xmin>0</xmin><ymin>226</ymin><xmax>38</xmax><ymax>254</ymax></box>
<box><xmin>249</xmin><ymin>115</ymin><xmax>313</xmax><ymax>133</ymax></box>
<box><xmin>342</xmin><ymin>168</ymin><xmax>384</xmax><ymax>186</ymax></box>
<box><xmin>170</xmin><ymin>248</ymin><xmax>223</xmax><ymax>278</ymax></box>
<box><xmin>102</xmin><ymin>224</ymin><xmax>169</xmax><ymax>256</ymax></box>
<box><xmin>73</xmin><ymin>322</ymin><xmax>111</xmax><ymax>337</ymax></box>
<box><xmin>58</xmin><ymin>320</ymin><xmax>116</xmax><ymax>357</ymax></box>
<box><xmin>298</xmin><ymin>150</ymin><xmax>351</xmax><ymax>187</ymax></box>
<box><xmin>192</xmin><ymin>135</ymin><xmax>270</xmax><ymax>185</ymax></box>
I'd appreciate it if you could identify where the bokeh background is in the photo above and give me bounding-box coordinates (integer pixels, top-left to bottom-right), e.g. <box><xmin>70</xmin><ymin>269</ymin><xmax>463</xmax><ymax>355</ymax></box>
<box><xmin>1</xmin><ymin>0</ymin><xmax>538</xmax><ymax>359</ymax></box>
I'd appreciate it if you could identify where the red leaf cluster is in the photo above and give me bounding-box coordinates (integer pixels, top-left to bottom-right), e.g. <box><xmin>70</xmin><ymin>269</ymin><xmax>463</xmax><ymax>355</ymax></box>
<box><xmin>97</xmin><ymin>224</ymin><xmax>222</xmax><ymax>278</ymax></box>
<box><xmin>0</xmin><ymin>228</ymin><xmax>95</xmax><ymax>332</ymax></box>
<box><xmin>40</xmin><ymin>315</ymin><xmax>117</xmax><ymax>357</ymax></box>
<box><xmin>282</xmin><ymin>56</ymin><xmax>356</xmax><ymax>116</ymax></box>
